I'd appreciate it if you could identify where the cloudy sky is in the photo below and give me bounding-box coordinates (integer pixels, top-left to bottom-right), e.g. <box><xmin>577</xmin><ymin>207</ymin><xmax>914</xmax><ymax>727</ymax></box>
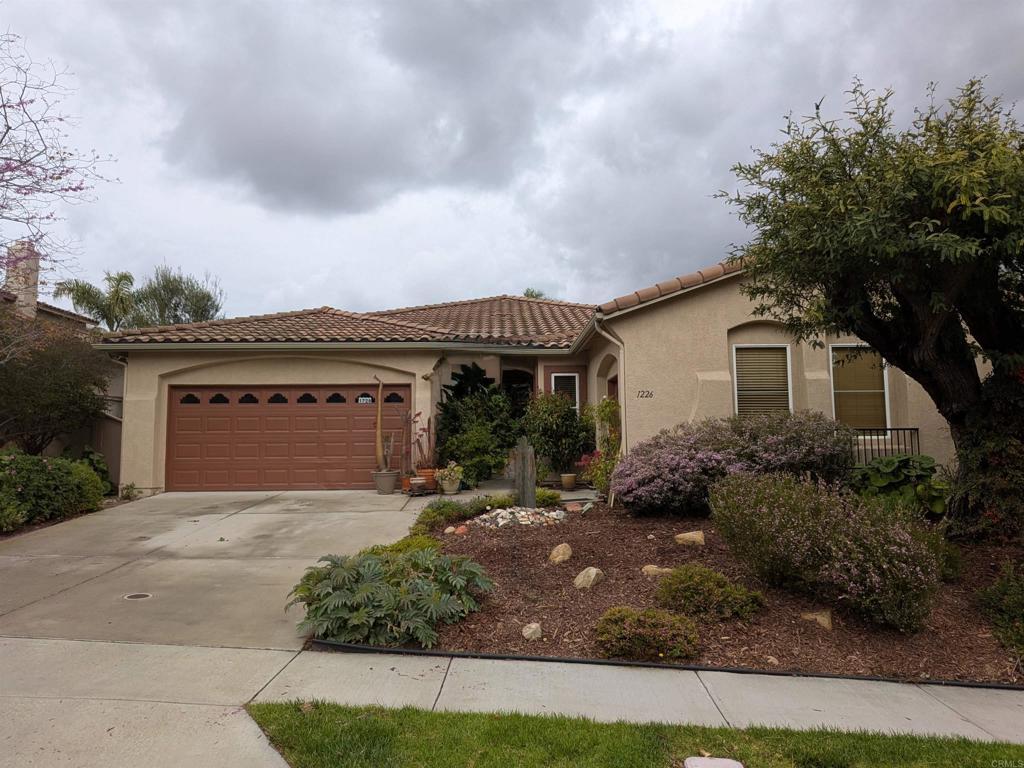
<box><xmin>5</xmin><ymin>0</ymin><xmax>1023</xmax><ymax>316</ymax></box>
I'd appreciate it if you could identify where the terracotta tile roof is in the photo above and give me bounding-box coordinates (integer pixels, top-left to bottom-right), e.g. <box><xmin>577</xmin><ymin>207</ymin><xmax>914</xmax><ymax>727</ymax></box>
<box><xmin>597</xmin><ymin>259</ymin><xmax>744</xmax><ymax>314</ymax></box>
<box><xmin>102</xmin><ymin>307</ymin><xmax>451</xmax><ymax>344</ymax></box>
<box><xmin>370</xmin><ymin>295</ymin><xmax>594</xmax><ymax>348</ymax></box>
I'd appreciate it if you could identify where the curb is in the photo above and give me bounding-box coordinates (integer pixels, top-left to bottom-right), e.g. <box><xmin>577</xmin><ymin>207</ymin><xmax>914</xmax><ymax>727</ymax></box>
<box><xmin>310</xmin><ymin>639</ymin><xmax>1024</xmax><ymax>692</ymax></box>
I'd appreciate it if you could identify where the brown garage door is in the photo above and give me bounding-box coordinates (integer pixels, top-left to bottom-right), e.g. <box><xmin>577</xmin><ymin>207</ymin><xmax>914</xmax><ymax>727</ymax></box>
<box><xmin>166</xmin><ymin>385</ymin><xmax>410</xmax><ymax>491</ymax></box>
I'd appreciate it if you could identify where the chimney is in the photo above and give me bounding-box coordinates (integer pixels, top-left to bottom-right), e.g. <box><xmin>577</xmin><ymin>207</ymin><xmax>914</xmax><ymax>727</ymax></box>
<box><xmin>3</xmin><ymin>241</ymin><xmax>40</xmax><ymax>319</ymax></box>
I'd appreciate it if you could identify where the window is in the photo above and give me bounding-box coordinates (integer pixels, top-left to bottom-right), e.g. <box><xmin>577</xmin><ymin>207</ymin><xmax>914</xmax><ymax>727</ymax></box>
<box><xmin>356</xmin><ymin>392</ymin><xmax>375</xmax><ymax>404</ymax></box>
<box><xmin>384</xmin><ymin>392</ymin><xmax>404</xmax><ymax>403</ymax></box>
<box><xmin>179</xmin><ymin>393</ymin><xmax>200</xmax><ymax>405</ymax></box>
<box><xmin>209</xmin><ymin>393</ymin><xmax>230</xmax><ymax>404</ymax></box>
<box><xmin>268</xmin><ymin>393</ymin><xmax>288</xmax><ymax>404</ymax></box>
<box><xmin>551</xmin><ymin>373</ymin><xmax>580</xmax><ymax>411</ymax></box>
<box><xmin>832</xmin><ymin>346</ymin><xmax>887</xmax><ymax>428</ymax></box>
<box><xmin>238</xmin><ymin>393</ymin><xmax>259</xmax><ymax>404</ymax></box>
<box><xmin>733</xmin><ymin>346</ymin><xmax>791</xmax><ymax>416</ymax></box>
<box><xmin>297</xmin><ymin>392</ymin><xmax>318</xmax><ymax>403</ymax></box>
<box><xmin>326</xmin><ymin>392</ymin><xmax>346</xmax><ymax>403</ymax></box>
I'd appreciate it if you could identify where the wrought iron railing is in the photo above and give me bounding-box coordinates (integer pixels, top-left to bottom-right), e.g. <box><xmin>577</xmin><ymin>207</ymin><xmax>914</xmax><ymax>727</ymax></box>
<box><xmin>852</xmin><ymin>427</ymin><xmax>920</xmax><ymax>464</ymax></box>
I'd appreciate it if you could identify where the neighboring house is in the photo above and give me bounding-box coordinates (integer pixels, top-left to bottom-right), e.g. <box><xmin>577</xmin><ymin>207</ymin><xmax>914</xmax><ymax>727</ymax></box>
<box><xmin>97</xmin><ymin>260</ymin><xmax>954</xmax><ymax>493</ymax></box>
<box><xmin>2</xmin><ymin>245</ymin><xmax>124</xmax><ymax>482</ymax></box>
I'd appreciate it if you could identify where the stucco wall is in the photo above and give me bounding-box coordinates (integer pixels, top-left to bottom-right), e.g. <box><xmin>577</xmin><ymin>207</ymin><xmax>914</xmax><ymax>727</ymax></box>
<box><xmin>599</xmin><ymin>275</ymin><xmax>959</xmax><ymax>465</ymax></box>
<box><xmin>119</xmin><ymin>349</ymin><xmax>442</xmax><ymax>492</ymax></box>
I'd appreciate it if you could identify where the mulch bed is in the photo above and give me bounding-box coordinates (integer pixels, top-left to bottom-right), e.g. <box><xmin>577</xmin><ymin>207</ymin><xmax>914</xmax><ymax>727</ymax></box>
<box><xmin>437</xmin><ymin>502</ymin><xmax>1023</xmax><ymax>684</ymax></box>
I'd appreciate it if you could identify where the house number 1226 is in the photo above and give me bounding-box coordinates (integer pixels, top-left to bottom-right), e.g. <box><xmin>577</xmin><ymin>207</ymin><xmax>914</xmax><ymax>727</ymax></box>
<box><xmin>636</xmin><ymin>390</ymin><xmax>654</xmax><ymax>399</ymax></box>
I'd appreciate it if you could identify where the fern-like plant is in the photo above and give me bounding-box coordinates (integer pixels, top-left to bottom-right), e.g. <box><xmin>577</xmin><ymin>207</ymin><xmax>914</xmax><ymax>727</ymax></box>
<box><xmin>287</xmin><ymin>549</ymin><xmax>493</xmax><ymax>648</ymax></box>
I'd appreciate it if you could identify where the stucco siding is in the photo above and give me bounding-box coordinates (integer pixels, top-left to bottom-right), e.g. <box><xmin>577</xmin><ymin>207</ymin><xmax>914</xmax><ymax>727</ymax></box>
<box><xmin>600</xmin><ymin>274</ymin><xmax>958</xmax><ymax>465</ymax></box>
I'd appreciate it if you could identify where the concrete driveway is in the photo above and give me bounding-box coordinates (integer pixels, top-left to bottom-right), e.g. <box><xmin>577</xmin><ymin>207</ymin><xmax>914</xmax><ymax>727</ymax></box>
<box><xmin>0</xmin><ymin>490</ymin><xmax>424</xmax><ymax>767</ymax></box>
<box><xmin>0</xmin><ymin>490</ymin><xmax>421</xmax><ymax>649</ymax></box>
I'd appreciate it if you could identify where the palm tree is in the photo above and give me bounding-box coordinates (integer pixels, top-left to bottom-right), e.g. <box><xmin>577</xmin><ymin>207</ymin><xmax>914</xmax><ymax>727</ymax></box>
<box><xmin>54</xmin><ymin>267</ymin><xmax>225</xmax><ymax>331</ymax></box>
<box><xmin>54</xmin><ymin>272</ymin><xmax>137</xmax><ymax>331</ymax></box>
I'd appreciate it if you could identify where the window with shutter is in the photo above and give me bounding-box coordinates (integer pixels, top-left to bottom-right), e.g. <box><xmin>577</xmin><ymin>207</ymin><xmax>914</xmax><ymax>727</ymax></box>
<box><xmin>551</xmin><ymin>373</ymin><xmax>580</xmax><ymax>410</ymax></box>
<box><xmin>734</xmin><ymin>346</ymin><xmax>790</xmax><ymax>416</ymax></box>
<box><xmin>832</xmin><ymin>347</ymin><xmax>887</xmax><ymax>428</ymax></box>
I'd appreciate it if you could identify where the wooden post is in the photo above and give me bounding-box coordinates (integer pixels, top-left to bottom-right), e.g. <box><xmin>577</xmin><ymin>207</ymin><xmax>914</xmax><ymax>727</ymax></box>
<box><xmin>513</xmin><ymin>436</ymin><xmax>536</xmax><ymax>508</ymax></box>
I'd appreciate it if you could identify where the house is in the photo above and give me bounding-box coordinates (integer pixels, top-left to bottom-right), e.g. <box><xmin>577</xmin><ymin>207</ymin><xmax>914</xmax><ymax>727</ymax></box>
<box><xmin>97</xmin><ymin>260</ymin><xmax>953</xmax><ymax>493</ymax></box>
<box><xmin>2</xmin><ymin>244</ymin><xmax>124</xmax><ymax>479</ymax></box>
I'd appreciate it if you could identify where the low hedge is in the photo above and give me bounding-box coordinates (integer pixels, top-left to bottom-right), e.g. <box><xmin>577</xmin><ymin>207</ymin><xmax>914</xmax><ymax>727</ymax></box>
<box><xmin>654</xmin><ymin>564</ymin><xmax>763</xmax><ymax>621</ymax></box>
<box><xmin>595</xmin><ymin>606</ymin><xmax>699</xmax><ymax>662</ymax></box>
<box><xmin>0</xmin><ymin>452</ymin><xmax>105</xmax><ymax>532</ymax></box>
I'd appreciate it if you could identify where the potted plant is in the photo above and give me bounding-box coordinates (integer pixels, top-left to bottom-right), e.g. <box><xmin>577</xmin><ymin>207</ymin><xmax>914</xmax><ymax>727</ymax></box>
<box><xmin>435</xmin><ymin>461</ymin><xmax>464</xmax><ymax>495</ymax></box>
<box><xmin>371</xmin><ymin>379</ymin><xmax>400</xmax><ymax>494</ymax></box>
<box><xmin>560</xmin><ymin>471</ymin><xmax>577</xmax><ymax>491</ymax></box>
<box><xmin>413</xmin><ymin>414</ymin><xmax>438</xmax><ymax>491</ymax></box>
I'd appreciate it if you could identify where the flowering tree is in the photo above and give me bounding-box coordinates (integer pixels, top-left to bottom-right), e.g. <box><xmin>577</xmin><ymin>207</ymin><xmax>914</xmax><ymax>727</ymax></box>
<box><xmin>1</xmin><ymin>32</ymin><xmax>109</xmax><ymax>275</ymax></box>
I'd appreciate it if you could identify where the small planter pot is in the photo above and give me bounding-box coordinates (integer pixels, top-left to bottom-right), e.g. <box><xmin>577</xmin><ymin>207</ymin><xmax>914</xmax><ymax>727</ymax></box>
<box><xmin>560</xmin><ymin>473</ymin><xmax>577</xmax><ymax>491</ymax></box>
<box><xmin>439</xmin><ymin>477</ymin><xmax>461</xmax><ymax>495</ymax></box>
<box><xmin>401</xmin><ymin>475</ymin><xmax>412</xmax><ymax>492</ymax></box>
<box><xmin>372</xmin><ymin>470</ymin><xmax>400</xmax><ymax>495</ymax></box>
<box><xmin>416</xmin><ymin>468</ymin><xmax>438</xmax><ymax>491</ymax></box>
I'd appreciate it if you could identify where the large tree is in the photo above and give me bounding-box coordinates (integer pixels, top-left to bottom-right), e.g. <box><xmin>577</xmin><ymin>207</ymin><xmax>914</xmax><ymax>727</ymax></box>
<box><xmin>723</xmin><ymin>79</ymin><xmax>1024</xmax><ymax>534</ymax></box>
<box><xmin>55</xmin><ymin>266</ymin><xmax>225</xmax><ymax>330</ymax></box>
<box><xmin>0</xmin><ymin>306</ymin><xmax>113</xmax><ymax>454</ymax></box>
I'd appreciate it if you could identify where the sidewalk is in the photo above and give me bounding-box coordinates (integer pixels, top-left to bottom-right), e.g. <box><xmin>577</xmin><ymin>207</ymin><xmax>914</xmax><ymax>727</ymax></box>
<box><xmin>3</xmin><ymin>636</ymin><xmax>1022</xmax><ymax>768</ymax></box>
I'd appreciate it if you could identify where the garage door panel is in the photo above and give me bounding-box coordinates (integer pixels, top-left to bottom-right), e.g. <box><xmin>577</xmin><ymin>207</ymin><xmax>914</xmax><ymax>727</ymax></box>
<box><xmin>167</xmin><ymin>384</ymin><xmax>410</xmax><ymax>490</ymax></box>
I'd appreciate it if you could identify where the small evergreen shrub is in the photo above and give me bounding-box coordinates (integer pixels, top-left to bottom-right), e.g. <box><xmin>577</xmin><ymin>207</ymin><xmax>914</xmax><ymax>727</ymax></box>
<box><xmin>288</xmin><ymin>549</ymin><xmax>493</xmax><ymax>648</ymax></box>
<box><xmin>595</xmin><ymin>606</ymin><xmax>699</xmax><ymax>662</ymax></box>
<box><xmin>534</xmin><ymin>488</ymin><xmax>562</xmax><ymax>508</ymax></box>
<box><xmin>361</xmin><ymin>534</ymin><xmax>439</xmax><ymax>556</ymax></box>
<box><xmin>611</xmin><ymin>411</ymin><xmax>854</xmax><ymax>516</ymax></box>
<box><xmin>710</xmin><ymin>473</ymin><xmax>834</xmax><ymax>587</ymax></box>
<box><xmin>978</xmin><ymin>563</ymin><xmax>1024</xmax><ymax>660</ymax></box>
<box><xmin>0</xmin><ymin>453</ymin><xmax>105</xmax><ymax>526</ymax></box>
<box><xmin>654</xmin><ymin>564</ymin><xmax>763</xmax><ymax>620</ymax></box>
<box><xmin>711</xmin><ymin>473</ymin><xmax>943</xmax><ymax>632</ymax></box>
<box><xmin>79</xmin><ymin>446</ymin><xmax>115</xmax><ymax>496</ymax></box>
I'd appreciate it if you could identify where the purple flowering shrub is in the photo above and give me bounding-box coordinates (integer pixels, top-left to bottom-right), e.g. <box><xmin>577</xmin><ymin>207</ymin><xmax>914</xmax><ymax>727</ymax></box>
<box><xmin>711</xmin><ymin>473</ymin><xmax>943</xmax><ymax>632</ymax></box>
<box><xmin>610</xmin><ymin>412</ymin><xmax>855</xmax><ymax>516</ymax></box>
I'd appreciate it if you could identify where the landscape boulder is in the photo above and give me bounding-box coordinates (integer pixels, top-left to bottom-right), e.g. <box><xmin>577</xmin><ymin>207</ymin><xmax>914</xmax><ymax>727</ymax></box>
<box><xmin>641</xmin><ymin>564</ymin><xmax>674</xmax><ymax>578</ymax></box>
<box><xmin>549</xmin><ymin>543</ymin><xmax>573</xmax><ymax>564</ymax></box>
<box><xmin>522</xmin><ymin>622</ymin><xmax>543</xmax><ymax>641</ymax></box>
<box><xmin>674</xmin><ymin>530</ymin><xmax>705</xmax><ymax>546</ymax></box>
<box><xmin>573</xmin><ymin>566</ymin><xmax>605</xmax><ymax>589</ymax></box>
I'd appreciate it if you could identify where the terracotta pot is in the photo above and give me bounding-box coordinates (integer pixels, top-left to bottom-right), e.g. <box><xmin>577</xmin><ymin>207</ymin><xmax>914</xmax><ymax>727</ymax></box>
<box><xmin>372</xmin><ymin>470</ymin><xmax>400</xmax><ymax>495</ymax></box>
<box><xmin>416</xmin><ymin>468</ymin><xmax>438</xmax><ymax>491</ymax></box>
<box><xmin>401</xmin><ymin>476</ymin><xmax>412</xmax><ymax>492</ymax></box>
<box><xmin>560</xmin><ymin>473</ymin><xmax>577</xmax><ymax>491</ymax></box>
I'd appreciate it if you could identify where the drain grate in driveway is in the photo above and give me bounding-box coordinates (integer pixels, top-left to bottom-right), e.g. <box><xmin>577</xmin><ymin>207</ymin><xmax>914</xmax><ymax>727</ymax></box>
<box><xmin>123</xmin><ymin>593</ymin><xmax>152</xmax><ymax>600</ymax></box>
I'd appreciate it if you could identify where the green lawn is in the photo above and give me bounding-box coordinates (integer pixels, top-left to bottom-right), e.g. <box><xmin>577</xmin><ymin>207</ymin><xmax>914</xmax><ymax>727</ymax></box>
<box><xmin>247</xmin><ymin>702</ymin><xmax>1024</xmax><ymax>768</ymax></box>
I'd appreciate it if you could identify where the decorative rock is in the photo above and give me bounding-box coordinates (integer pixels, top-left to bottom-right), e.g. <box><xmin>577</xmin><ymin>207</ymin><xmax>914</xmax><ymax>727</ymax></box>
<box><xmin>683</xmin><ymin>758</ymin><xmax>745</xmax><ymax>768</ymax></box>
<box><xmin>674</xmin><ymin>530</ymin><xmax>706</xmax><ymax>546</ymax></box>
<box><xmin>444</xmin><ymin>526</ymin><xmax>456</xmax><ymax>534</ymax></box>
<box><xmin>565</xmin><ymin>501</ymin><xmax>583</xmax><ymax>513</ymax></box>
<box><xmin>522</xmin><ymin>622</ymin><xmax>543</xmax><ymax>641</ymax></box>
<box><xmin>472</xmin><ymin>506</ymin><xmax>569</xmax><ymax>528</ymax></box>
<box><xmin>641</xmin><ymin>564</ymin><xmax>674</xmax><ymax>578</ymax></box>
<box><xmin>581</xmin><ymin>502</ymin><xmax>593</xmax><ymax>514</ymax></box>
<box><xmin>573</xmin><ymin>566</ymin><xmax>605</xmax><ymax>589</ymax></box>
<box><xmin>765</xmin><ymin>655</ymin><xmax>780</xmax><ymax>666</ymax></box>
<box><xmin>549</xmin><ymin>543</ymin><xmax>573</xmax><ymax>564</ymax></box>
<box><xmin>647</xmin><ymin>534</ymin><xmax>656</xmax><ymax>540</ymax></box>
<box><xmin>454</xmin><ymin>525</ymin><xmax>469</xmax><ymax>536</ymax></box>
<box><xmin>801</xmin><ymin>609</ymin><xmax>833</xmax><ymax>630</ymax></box>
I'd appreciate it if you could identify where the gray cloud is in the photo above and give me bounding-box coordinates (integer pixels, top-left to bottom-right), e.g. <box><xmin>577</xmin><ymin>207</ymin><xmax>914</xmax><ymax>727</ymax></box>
<box><xmin>4</xmin><ymin>0</ymin><xmax>1024</xmax><ymax>314</ymax></box>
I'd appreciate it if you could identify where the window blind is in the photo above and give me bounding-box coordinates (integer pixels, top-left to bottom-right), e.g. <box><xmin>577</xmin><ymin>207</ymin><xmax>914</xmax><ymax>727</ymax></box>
<box><xmin>734</xmin><ymin>347</ymin><xmax>789</xmax><ymax>415</ymax></box>
<box><xmin>832</xmin><ymin>347</ymin><xmax>886</xmax><ymax>428</ymax></box>
<box><xmin>552</xmin><ymin>373</ymin><xmax>579</xmax><ymax>409</ymax></box>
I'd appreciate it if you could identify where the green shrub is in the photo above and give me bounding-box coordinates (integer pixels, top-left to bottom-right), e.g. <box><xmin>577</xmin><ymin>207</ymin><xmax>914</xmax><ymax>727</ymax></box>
<box><xmin>712</xmin><ymin>473</ymin><xmax>943</xmax><ymax>632</ymax></box>
<box><xmin>522</xmin><ymin>393</ymin><xmax>595</xmax><ymax>474</ymax></box>
<box><xmin>654</xmin><ymin>564</ymin><xmax>763</xmax><ymax>620</ymax></box>
<box><xmin>710</xmin><ymin>473</ymin><xmax>833</xmax><ymax>587</ymax></box>
<box><xmin>288</xmin><ymin>549</ymin><xmax>493</xmax><ymax>648</ymax></box>
<box><xmin>0</xmin><ymin>489</ymin><xmax>27</xmax><ymax>533</ymax></box>
<box><xmin>534</xmin><ymin>488</ymin><xmax>561</xmax><ymax>507</ymax></box>
<box><xmin>437</xmin><ymin>380</ymin><xmax>520</xmax><ymax>484</ymax></box>
<box><xmin>851</xmin><ymin>454</ymin><xmax>947</xmax><ymax>514</ymax></box>
<box><xmin>480</xmin><ymin>493</ymin><xmax>516</xmax><ymax>510</ymax></box>
<box><xmin>0</xmin><ymin>453</ymin><xmax>105</xmax><ymax>525</ymax></box>
<box><xmin>79</xmin><ymin>446</ymin><xmax>114</xmax><ymax>496</ymax></box>
<box><xmin>595</xmin><ymin>606</ymin><xmax>699</xmax><ymax>662</ymax></box>
<box><xmin>978</xmin><ymin>563</ymin><xmax>1024</xmax><ymax>660</ymax></box>
<box><xmin>361</xmin><ymin>534</ymin><xmax>440</xmax><ymax>556</ymax></box>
